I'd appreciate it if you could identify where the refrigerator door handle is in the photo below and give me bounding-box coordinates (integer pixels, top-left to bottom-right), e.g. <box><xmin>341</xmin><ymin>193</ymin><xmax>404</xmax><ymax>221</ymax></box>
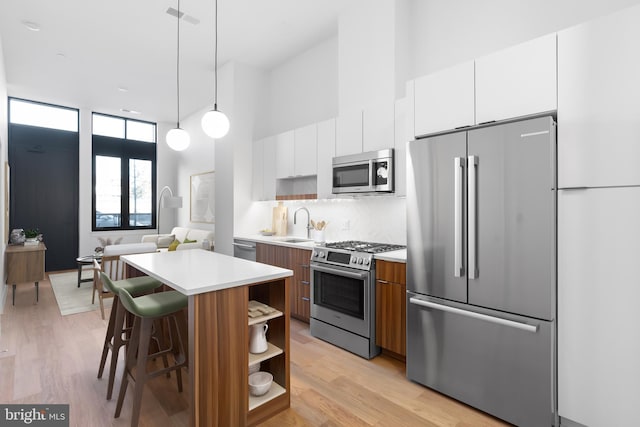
<box><xmin>409</xmin><ymin>297</ymin><xmax>539</xmax><ymax>333</ymax></box>
<box><xmin>467</xmin><ymin>155</ymin><xmax>478</xmax><ymax>279</ymax></box>
<box><xmin>454</xmin><ymin>157</ymin><xmax>465</xmax><ymax>277</ymax></box>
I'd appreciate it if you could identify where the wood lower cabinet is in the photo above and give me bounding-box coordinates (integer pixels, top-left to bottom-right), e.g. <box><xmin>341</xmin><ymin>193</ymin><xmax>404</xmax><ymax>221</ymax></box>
<box><xmin>256</xmin><ymin>243</ymin><xmax>311</xmax><ymax>322</ymax></box>
<box><xmin>375</xmin><ymin>260</ymin><xmax>406</xmax><ymax>360</ymax></box>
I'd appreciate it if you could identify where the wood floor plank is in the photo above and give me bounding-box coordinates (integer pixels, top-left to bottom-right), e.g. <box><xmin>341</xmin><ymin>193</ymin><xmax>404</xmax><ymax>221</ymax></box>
<box><xmin>1</xmin><ymin>273</ymin><xmax>513</xmax><ymax>427</ymax></box>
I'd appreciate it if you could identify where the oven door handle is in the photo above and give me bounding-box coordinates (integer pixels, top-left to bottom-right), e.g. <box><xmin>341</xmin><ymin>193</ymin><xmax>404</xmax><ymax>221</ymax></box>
<box><xmin>310</xmin><ymin>263</ymin><xmax>370</xmax><ymax>280</ymax></box>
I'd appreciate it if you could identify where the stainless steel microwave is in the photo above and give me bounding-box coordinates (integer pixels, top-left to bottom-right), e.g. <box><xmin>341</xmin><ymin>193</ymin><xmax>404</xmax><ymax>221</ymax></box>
<box><xmin>332</xmin><ymin>148</ymin><xmax>394</xmax><ymax>194</ymax></box>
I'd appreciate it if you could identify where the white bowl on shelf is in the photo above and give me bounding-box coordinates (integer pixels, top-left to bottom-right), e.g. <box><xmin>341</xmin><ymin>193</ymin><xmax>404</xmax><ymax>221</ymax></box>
<box><xmin>248</xmin><ymin>362</ymin><xmax>260</xmax><ymax>375</ymax></box>
<box><xmin>248</xmin><ymin>371</ymin><xmax>273</xmax><ymax>396</ymax></box>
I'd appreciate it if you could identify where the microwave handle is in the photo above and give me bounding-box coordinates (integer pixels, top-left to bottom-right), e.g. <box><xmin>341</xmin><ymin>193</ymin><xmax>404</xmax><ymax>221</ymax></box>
<box><xmin>369</xmin><ymin>159</ymin><xmax>374</xmax><ymax>187</ymax></box>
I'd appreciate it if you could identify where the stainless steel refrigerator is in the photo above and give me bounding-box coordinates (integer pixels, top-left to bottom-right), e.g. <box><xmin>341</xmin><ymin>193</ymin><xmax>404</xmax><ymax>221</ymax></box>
<box><xmin>406</xmin><ymin>115</ymin><xmax>557</xmax><ymax>427</ymax></box>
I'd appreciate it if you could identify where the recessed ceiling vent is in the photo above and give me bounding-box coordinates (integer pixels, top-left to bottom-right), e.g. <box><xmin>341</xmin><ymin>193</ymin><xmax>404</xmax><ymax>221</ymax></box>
<box><xmin>166</xmin><ymin>7</ymin><xmax>199</xmax><ymax>25</ymax></box>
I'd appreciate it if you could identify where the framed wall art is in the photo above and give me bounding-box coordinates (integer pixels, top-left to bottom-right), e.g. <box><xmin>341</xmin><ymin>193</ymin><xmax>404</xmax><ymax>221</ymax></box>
<box><xmin>190</xmin><ymin>171</ymin><xmax>215</xmax><ymax>223</ymax></box>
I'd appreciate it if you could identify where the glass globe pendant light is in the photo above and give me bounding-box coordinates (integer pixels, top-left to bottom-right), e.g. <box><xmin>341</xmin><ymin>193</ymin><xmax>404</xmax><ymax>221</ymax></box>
<box><xmin>201</xmin><ymin>0</ymin><xmax>229</xmax><ymax>139</ymax></box>
<box><xmin>166</xmin><ymin>0</ymin><xmax>190</xmax><ymax>151</ymax></box>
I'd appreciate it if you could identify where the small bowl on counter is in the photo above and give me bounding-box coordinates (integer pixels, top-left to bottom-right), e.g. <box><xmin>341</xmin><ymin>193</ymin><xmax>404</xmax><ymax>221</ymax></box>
<box><xmin>260</xmin><ymin>230</ymin><xmax>275</xmax><ymax>236</ymax></box>
<box><xmin>248</xmin><ymin>371</ymin><xmax>273</xmax><ymax>396</ymax></box>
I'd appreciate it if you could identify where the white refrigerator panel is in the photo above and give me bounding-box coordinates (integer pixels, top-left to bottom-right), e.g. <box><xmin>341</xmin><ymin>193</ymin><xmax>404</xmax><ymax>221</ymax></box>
<box><xmin>558</xmin><ymin>187</ymin><xmax>640</xmax><ymax>426</ymax></box>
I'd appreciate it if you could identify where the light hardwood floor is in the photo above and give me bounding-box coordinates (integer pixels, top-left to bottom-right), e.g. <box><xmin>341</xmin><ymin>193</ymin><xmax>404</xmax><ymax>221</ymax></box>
<box><xmin>0</xmin><ymin>273</ymin><xmax>510</xmax><ymax>427</ymax></box>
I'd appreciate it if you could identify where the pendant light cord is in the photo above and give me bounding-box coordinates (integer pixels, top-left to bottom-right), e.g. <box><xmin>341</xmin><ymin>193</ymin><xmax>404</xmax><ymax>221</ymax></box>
<box><xmin>214</xmin><ymin>0</ymin><xmax>218</xmax><ymax>110</ymax></box>
<box><xmin>176</xmin><ymin>0</ymin><xmax>181</xmax><ymax>128</ymax></box>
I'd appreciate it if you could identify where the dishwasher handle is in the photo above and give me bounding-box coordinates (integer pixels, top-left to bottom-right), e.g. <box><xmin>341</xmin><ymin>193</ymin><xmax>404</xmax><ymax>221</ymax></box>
<box><xmin>232</xmin><ymin>242</ymin><xmax>256</xmax><ymax>249</ymax></box>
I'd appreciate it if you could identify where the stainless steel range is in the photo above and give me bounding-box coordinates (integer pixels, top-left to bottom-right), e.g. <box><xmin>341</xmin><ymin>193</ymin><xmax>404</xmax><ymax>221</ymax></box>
<box><xmin>309</xmin><ymin>240</ymin><xmax>405</xmax><ymax>359</ymax></box>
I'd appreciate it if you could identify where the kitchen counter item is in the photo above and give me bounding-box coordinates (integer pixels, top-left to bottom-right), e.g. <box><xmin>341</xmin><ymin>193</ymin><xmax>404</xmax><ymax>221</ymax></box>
<box><xmin>249</xmin><ymin>371</ymin><xmax>273</xmax><ymax>396</ymax></box>
<box><xmin>272</xmin><ymin>202</ymin><xmax>288</xmax><ymax>236</ymax></box>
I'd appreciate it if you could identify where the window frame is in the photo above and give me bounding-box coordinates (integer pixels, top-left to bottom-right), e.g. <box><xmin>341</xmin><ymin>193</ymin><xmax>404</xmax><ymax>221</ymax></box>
<box><xmin>91</xmin><ymin>113</ymin><xmax>157</xmax><ymax>231</ymax></box>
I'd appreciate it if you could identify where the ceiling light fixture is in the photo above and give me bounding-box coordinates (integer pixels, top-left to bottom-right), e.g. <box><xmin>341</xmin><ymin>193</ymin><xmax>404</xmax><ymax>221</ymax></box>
<box><xmin>166</xmin><ymin>0</ymin><xmax>191</xmax><ymax>151</ymax></box>
<box><xmin>201</xmin><ymin>0</ymin><xmax>230</xmax><ymax>139</ymax></box>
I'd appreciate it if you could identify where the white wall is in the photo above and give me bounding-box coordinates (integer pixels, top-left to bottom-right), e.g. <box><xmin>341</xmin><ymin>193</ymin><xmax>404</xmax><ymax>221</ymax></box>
<box><xmin>410</xmin><ymin>0</ymin><xmax>640</xmax><ymax>78</ymax></box>
<box><xmin>0</xmin><ymin>35</ymin><xmax>8</xmax><ymax>309</ymax></box>
<box><xmin>339</xmin><ymin>0</ymin><xmax>397</xmax><ymax>113</ymax></box>
<box><xmin>262</xmin><ymin>37</ymin><xmax>338</xmax><ymax>139</ymax></box>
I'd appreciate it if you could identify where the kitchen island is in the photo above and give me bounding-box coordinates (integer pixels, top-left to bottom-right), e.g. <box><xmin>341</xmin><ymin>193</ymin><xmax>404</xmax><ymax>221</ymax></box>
<box><xmin>121</xmin><ymin>249</ymin><xmax>293</xmax><ymax>427</ymax></box>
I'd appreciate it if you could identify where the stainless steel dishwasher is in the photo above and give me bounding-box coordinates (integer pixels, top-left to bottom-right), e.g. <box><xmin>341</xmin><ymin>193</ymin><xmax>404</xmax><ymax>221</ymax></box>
<box><xmin>233</xmin><ymin>239</ymin><xmax>256</xmax><ymax>261</ymax></box>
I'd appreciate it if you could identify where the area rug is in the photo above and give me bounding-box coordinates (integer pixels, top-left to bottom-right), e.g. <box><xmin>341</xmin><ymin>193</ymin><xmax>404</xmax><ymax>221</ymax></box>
<box><xmin>50</xmin><ymin>271</ymin><xmax>112</xmax><ymax>316</ymax></box>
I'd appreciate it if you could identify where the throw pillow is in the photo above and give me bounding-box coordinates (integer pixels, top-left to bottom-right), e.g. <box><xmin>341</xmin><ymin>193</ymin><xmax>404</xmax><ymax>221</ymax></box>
<box><xmin>184</xmin><ymin>238</ymin><xmax>197</xmax><ymax>244</ymax></box>
<box><xmin>157</xmin><ymin>234</ymin><xmax>175</xmax><ymax>248</ymax></box>
<box><xmin>168</xmin><ymin>239</ymin><xmax>181</xmax><ymax>251</ymax></box>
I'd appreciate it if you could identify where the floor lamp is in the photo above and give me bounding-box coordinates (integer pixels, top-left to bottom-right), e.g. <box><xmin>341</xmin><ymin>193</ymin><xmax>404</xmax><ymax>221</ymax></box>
<box><xmin>158</xmin><ymin>186</ymin><xmax>182</xmax><ymax>235</ymax></box>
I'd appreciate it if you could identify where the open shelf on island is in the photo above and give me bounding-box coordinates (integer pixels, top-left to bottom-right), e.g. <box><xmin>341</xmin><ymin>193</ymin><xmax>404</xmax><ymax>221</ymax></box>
<box><xmin>248</xmin><ymin>381</ymin><xmax>286</xmax><ymax>411</ymax></box>
<box><xmin>248</xmin><ymin>309</ymin><xmax>283</xmax><ymax>325</ymax></box>
<box><xmin>249</xmin><ymin>342</ymin><xmax>283</xmax><ymax>365</ymax></box>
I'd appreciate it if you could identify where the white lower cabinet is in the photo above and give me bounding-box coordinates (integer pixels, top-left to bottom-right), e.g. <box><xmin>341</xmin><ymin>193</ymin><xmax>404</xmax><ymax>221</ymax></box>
<box><xmin>558</xmin><ymin>187</ymin><xmax>640</xmax><ymax>427</ymax></box>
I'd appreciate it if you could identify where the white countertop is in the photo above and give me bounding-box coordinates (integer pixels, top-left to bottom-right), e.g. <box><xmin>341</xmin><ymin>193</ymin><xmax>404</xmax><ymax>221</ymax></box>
<box><xmin>234</xmin><ymin>235</ymin><xmax>407</xmax><ymax>263</ymax></box>
<box><xmin>122</xmin><ymin>249</ymin><xmax>293</xmax><ymax>296</ymax></box>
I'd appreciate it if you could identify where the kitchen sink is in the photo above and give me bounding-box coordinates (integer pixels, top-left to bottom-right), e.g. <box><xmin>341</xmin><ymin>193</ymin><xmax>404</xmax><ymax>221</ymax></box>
<box><xmin>280</xmin><ymin>238</ymin><xmax>311</xmax><ymax>243</ymax></box>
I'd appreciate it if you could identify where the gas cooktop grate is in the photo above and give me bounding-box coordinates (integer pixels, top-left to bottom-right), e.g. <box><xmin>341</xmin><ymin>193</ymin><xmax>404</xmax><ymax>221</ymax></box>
<box><xmin>324</xmin><ymin>240</ymin><xmax>406</xmax><ymax>254</ymax></box>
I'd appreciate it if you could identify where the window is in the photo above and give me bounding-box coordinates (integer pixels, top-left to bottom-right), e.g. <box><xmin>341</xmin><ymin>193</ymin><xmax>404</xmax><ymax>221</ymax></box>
<box><xmin>9</xmin><ymin>98</ymin><xmax>78</xmax><ymax>131</ymax></box>
<box><xmin>92</xmin><ymin>113</ymin><xmax>156</xmax><ymax>231</ymax></box>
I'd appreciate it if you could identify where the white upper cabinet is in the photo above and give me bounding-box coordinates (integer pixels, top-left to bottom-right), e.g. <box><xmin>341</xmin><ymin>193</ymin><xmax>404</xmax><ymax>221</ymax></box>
<box><xmin>317</xmin><ymin>118</ymin><xmax>336</xmax><ymax>199</ymax></box>
<box><xmin>414</xmin><ymin>61</ymin><xmax>475</xmax><ymax>136</ymax></box>
<box><xmin>275</xmin><ymin>130</ymin><xmax>295</xmax><ymax>179</ymax></box>
<box><xmin>336</xmin><ymin>110</ymin><xmax>363</xmax><ymax>156</ymax></box>
<box><xmin>475</xmin><ymin>33</ymin><xmax>557</xmax><ymax>124</ymax></box>
<box><xmin>253</xmin><ymin>135</ymin><xmax>276</xmax><ymax>201</ymax></box>
<box><xmin>363</xmin><ymin>102</ymin><xmax>395</xmax><ymax>152</ymax></box>
<box><xmin>393</xmin><ymin>96</ymin><xmax>410</xmax><ymax>197</ymax></box>
<box><xmin>558</xmin><ymin>5</ymin><xmax>640</xmax><ymax>188</ymax></box>
<box><xmin>293</xmin><ymin>124</ymin><xmax>317</xmax><ymax>176</ymax></box>
<box><xmin>252</xmin><ymin>139</ymin><xmax>265</xmax><ymax>201</ymax></box>
<box><xmin>263</xmin><ymin>136</ymin><xmax>277</xmax><ymax>200</ymax></box>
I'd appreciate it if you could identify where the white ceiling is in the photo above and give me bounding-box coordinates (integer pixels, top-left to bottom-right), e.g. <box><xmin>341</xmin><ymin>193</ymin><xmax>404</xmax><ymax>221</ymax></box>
<box><xmin>0</xmin><ymin>0</ymin><xmax>355</xmax><ymax>124</ymax></box>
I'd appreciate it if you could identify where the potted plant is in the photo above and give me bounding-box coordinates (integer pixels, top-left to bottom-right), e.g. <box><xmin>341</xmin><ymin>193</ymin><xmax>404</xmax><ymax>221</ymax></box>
<box><xmin>23</xmin><ymin>228</ymin><xmax>40</xmax><ymax>245</ymax></box>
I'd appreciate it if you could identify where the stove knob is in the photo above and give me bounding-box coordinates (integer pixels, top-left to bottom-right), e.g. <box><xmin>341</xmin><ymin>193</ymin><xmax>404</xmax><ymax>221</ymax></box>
<box><xmin>350</xmin><ymin>256</ymin><xmax>357</xmax><ymax>264</ymax></box>
<box><xmin>357</xmin><ymin>257</ymin><xmax>363</xmax><ymax>265</ymax></box>
<box><xmin>319</xmin><ymin>252</ymin><xmax>326</xmax><ymax>258</ymax></box>
<box><xmin>363</xmin><ymin>258</ymin><xmax>370</xmax><ymax>265</ymax></box>
<box><xmin>313</xmin><ymin>251</ymin><xmax>319</xmax><ymax>257</ymax></box>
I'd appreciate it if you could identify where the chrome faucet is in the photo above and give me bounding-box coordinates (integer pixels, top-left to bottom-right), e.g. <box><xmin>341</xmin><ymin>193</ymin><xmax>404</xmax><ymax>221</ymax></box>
<box><xmin>293</xmin><ymin>207</ymin><xmax>312</xmax><ymax>239</ymax></box>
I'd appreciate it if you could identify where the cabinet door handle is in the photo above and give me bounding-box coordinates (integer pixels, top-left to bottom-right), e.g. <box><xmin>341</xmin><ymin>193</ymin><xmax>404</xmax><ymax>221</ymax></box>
<box><xmin>377</xmin><ymin>279</ymin><xmax>389</xmax><ymax>284</ymax></box>
<box><xmin>301</xmin><ymin>297</ymin><xmax>310</xmax><ymax>301</ymax></box>
<box><xmin>301</xmin><ymin>281</ymin><xmax>310</xmax><ymax>285</ymax></box>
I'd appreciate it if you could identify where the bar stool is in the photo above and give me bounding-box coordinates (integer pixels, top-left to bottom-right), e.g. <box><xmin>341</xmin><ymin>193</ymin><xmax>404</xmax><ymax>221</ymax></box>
<box><xmin>114</xmin><ymin>287</ymin><xmax>188</xmax><ymax>427</ymax></box>
<box><xmin>97</xmin><ymin>271</ymin><xmax>163</xmax><ymax>400</ymax></box>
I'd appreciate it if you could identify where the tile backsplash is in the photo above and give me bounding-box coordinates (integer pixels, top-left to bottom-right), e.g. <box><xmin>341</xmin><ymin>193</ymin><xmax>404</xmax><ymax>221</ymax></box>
<box><xmin>236</xmin><ymin>196</ymin><xmax>407</xmax><ymax>245</ymax></box>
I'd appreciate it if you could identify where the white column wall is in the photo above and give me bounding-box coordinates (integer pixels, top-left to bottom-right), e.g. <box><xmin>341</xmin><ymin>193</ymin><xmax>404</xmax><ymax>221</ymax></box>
<box><xmin>0</xmin><ymin>35</ymin><xmax>8</xmax><ymax>309</ymax></box>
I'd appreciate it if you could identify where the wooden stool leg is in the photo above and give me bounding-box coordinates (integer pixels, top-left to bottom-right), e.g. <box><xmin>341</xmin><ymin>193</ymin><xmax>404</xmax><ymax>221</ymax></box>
<box><xmin>35</xmin><ymin>282</ymin><xmax>38</xmax><ymax>303</ymax></box>
<box><xmin>12</xmin><ymin>284</ymin><xmax>15</xmax><ymax>305</ymax></box>
<box><xmin>97</xmin><ymin>297</ymin><xmax>118</xmax><ymax>379</ymax></box>
<box><xmin>106</xmin><ymin>298</ymin><xmax>128</xmax><ymax>400</ymax></box>
<box><xmin>129</xmin><ymin>317</ymin><xmax>153</xmax><ymax>427</ymax></box>
<box><xmin>115</xmin><ymin>316</ymin><xmax>140</xmax><ymax>419</ymax></box>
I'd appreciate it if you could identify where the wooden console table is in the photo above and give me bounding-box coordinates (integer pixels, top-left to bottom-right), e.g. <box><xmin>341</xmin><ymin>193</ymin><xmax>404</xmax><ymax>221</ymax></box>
<box><xmin>6</xmin><ymin>242</ymin><xmax>46</xmax><ymax>305</ymax></box>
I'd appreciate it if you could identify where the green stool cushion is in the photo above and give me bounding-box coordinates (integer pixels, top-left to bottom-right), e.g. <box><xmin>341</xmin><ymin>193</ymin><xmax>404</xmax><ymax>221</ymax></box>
<box><xmin>118</xmin><ymin>288</ymin><xmax>188</xmax><ymax>319</ymax></box>
<box><xmin>100</xmin><ymin>272</ymin><xmax>162</xmax><ymax>296</ymax></box>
